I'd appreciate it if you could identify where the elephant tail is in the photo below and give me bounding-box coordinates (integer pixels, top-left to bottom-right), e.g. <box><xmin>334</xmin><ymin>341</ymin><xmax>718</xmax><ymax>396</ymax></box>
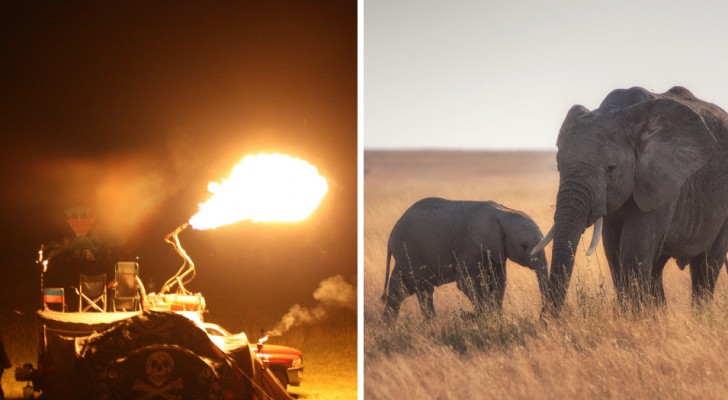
<box><xmin>381</xmin><ymin>245</ymin><xmax>392</xmax><ymax>304</ymax></box>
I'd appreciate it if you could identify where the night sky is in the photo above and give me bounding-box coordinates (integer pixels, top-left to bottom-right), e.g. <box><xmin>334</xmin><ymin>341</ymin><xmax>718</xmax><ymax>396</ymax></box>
<box><xmin>0</xmin><ymin>1</ymin><xmax>357</xmax><ymax>332</ymax></box>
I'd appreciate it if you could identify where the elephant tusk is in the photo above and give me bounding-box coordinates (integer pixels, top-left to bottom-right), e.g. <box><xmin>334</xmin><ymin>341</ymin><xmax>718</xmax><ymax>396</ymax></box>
<box><xmin>531</xmin><ymin>226</ymin><xmax>554</xmax><ymax>256</ymax></box>
<box><xmin>586</xmin><ymin>217</ymin><xmax>603</xmax><ymax>256</ymax></box>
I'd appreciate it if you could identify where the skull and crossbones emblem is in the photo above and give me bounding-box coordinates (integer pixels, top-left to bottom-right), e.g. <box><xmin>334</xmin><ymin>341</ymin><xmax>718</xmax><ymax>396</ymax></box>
<box><xmin>132</xmin><ymin>351</ymin><xmax>184</xmax><ymax>400</ymax></box>
<box><xmin>146</xmin><ymin>351</ymin><xmax>175</xmax><ymax>386</ymax></box>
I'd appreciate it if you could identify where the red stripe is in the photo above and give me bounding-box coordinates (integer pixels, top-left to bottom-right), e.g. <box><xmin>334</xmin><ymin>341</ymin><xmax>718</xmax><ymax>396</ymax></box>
<box><xmin>44</xmin><ymin>295</ymin><xmax>63</xmax><ymax>303</ymax></box>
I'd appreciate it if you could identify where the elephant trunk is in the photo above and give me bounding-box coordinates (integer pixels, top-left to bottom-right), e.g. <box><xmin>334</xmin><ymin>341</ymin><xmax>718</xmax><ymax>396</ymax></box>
<box><xmin>530</xmin><ymin>249</ymin><xmax>549</xmax><ymax>306</ymax></box>
<box><xmin>545</xmin><ymin>182</ymin><xmax>592</xmax><ymax>313</ymax></box>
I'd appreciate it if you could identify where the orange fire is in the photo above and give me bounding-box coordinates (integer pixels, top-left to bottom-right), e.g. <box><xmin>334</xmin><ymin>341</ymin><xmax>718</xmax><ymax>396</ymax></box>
<box><xmin>188</xmin><ymin>153</ymin><xmax>328</xmax><ymax>230</ymax></box>
<box><xmin>160</xmin><ymin>153</ymin><xmax>328</xmax><ymax>295</ymax></box>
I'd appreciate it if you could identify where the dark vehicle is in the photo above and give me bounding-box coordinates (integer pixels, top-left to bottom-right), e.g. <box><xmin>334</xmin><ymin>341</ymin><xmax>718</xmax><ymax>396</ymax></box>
<box><xmin>23</xmin><ymin>218</ymin><xmax>302</xmax><ymax>398</ymax></box>
<box><xmin>26</xmin><ymin>310</ymin><xmax>292</xmax><ymax>399</ymax></box>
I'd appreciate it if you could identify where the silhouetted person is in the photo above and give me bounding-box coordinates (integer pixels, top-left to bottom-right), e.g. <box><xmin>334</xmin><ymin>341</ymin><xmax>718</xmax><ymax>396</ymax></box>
<box><xmin>0</xmin><ymin>333</ymin><xmax>10</xmax><ymax>400</ymax></box>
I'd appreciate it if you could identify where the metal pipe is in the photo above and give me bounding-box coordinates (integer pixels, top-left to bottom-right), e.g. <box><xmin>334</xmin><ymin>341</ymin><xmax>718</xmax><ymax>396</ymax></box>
<box><xmin>161</xmin><ymin>222</ymin><xmax>195</xmax><ymax>294</ymax></box>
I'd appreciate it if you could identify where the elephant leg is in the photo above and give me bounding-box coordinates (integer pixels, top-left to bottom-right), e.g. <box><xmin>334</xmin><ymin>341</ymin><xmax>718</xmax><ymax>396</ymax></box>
<box><xmin>651</xmin><ymin>255</ymin><xmax>670</xmax><ymax>305</ymax></box>
<box><xmin>688</xmin><ymin>252</ymin><xmax>724</xmax><ymax>305</ymax></box>
<box><xmin>618</xmin><ymin>202</ymin><xmax>673</xmax><ymax>309</ymax></box>
<box><xmin>602</xmin><ymin>215</ymin><xmax>626</xmax><ymax>304</ymax></box>
<box><xmin>689</xmin><ymin>249</ymin><xmax>727</xmax><ymax>303</ymax></box>
<box><xmin>479</xmin><ymin>260</ymin><xmax>506</xmax><ymax>311</ymax></box>
<box><xmin>492</xmin><ymin>263</ymin><xmax>507</xmax><ymax>309</ymax></box>
<box><xmin>382</xmin><ymin>269</ymin><xmax>410</xmax><ymax>321</ymax></box>
<box><xmin>690</xmin><ymin>220</ymin><xmax>728</xmax><ymax>303</ymax></box>
<box><xmin>619</xmin><ymin>250</ymin><xmax>664</xmax><ymax>308</ymax></box>
<box><xmin>414</xmin><ymin>280</ymin><xmax>436</xmax><ymax>319</ymax></box>
<box><xmin>383</xmin><ymin>261</ymin><xmax>422</xmax><ymax>321</ymax></box>
<box><xmin>459</xmin><ymin>275</ymin><xmax>485</xmax><ymax>315</ymax></box>
<box><xmin>456</xmin><ymin>261</ymin><xmax>485</xmax><ymax>314</ymax></box>
<box><xmin>708</xmin><ymin>221</ymin><xmax>728</xmax><ymax>293</ymax></box>
<box><xmin>456</xmin><ymin>275</ymin><xmax>477</xmax><ymax>314</ymax></box>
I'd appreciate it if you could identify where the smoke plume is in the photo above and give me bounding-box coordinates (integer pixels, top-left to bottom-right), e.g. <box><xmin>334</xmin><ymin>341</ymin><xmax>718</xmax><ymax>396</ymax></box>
<box><xmin>268</xmin><ymin>275</ymin><xmax>355</xmax><ymax>336</ymax></box>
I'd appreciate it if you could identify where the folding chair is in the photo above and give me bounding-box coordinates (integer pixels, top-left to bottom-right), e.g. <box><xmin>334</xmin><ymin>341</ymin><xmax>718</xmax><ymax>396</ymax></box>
<box><xmin>114</xmin><ymin>261</ymin><xmax>140</xmax><ymax>311</ymax></box>
<box><xmin>78</xmin><ymin>274</ymin><xmax>107</xmax><ymax>312</ymax></box>
<box><xmin>43</xmin><ymin>287</ymin><xmax>66</xmax><ymax>312</ymax></box>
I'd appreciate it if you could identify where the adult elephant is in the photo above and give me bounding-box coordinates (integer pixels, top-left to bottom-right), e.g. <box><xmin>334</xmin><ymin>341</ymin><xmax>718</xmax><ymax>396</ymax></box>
<box><xmin>381</xmin><ymin>197</ymin><xmax>549</xmax><ymax>320</ymax></box>
<box><xmin>533</xmin><ymin>86</ymin><xmax>728</xmax><ymax>312</ymax></box>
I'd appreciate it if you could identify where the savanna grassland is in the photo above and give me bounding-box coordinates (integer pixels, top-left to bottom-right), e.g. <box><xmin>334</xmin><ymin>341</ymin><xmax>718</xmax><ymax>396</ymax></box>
<box><xmin>364</xmin><ymin>150</ymin><xmax>728</xmax><ymax>399</ymax></box>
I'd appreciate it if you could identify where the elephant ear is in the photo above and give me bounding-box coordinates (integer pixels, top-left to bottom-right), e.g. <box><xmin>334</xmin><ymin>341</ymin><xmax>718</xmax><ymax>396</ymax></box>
<box><xmin>623</xmin><ymin>99</ymin><xmax>716</xmax><ymax>212</ymax></box>
<box><xmin>556</xmin><ymin>105</ymin><xmax>590</xmax><ymax>148</ymax></box>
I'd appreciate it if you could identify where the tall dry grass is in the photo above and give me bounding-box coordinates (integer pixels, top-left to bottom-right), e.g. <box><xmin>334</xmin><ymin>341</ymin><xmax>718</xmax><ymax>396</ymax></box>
<box><xmin>284</xmin><ymin>310</ymin><xmax>358</xmax><ymax>400</ymax></box>
<box><xmin>364</xmin><ymin>150</ymin><xmax>728</xmax><ymax>399</ymax></box>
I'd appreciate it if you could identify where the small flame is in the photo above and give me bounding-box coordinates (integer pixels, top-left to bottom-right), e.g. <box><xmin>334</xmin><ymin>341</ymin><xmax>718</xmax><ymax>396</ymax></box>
<box><xmin>258</xmin><ymin>335</ymin><xmax>269</xmax><ymax>345</ymax></box>
<box><xmin>189</xmin><ymin>153</ymin><xmax>328</xmax><ymax>230</ymax></box>
<box><xmin>37</xmin><ymin>246</ymin><xmax>49</xmax><ymax>273</ymax></box>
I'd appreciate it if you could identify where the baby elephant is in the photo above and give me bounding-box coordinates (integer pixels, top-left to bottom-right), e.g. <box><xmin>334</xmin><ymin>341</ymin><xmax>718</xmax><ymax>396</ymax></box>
<box><xmin>381</xmin><ymin>197</ymin><xmax>548</xmax><ymax>320</ymax></box>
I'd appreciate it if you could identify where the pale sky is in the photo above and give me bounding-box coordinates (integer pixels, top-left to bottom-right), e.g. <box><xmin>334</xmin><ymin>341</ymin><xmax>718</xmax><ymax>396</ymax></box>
<box><xmin>364</xmin><ymin>0</ymin><xmax>728</xmax><ymax>150</ymax></box>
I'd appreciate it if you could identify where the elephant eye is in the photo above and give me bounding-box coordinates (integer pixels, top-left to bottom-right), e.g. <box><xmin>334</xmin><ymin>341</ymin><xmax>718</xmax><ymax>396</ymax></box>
<box><xmin>606</xmin><ymin>164</ymin><xmax>616</xmax><ymax>177</ymax></box>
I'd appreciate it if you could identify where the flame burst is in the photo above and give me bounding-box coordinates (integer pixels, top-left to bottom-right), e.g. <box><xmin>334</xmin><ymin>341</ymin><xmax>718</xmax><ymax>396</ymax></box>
<box><xmin>188</xmin><ymin>153</ymin><xmax>328</xmax><ymax>230</ymax></box>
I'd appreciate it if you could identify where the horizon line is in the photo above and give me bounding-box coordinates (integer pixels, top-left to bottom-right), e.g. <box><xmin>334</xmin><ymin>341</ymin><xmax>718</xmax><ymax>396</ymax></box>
<box><xmin>363</xmin><ymin>147</ymin><xmax>556</xmax><ymax>152</ymax></box>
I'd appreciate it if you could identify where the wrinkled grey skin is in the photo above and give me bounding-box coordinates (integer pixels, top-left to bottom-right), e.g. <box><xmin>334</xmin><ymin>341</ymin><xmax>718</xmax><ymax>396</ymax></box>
<box><xmin>381</xmin><ymin>197</ymin><xmax>548</xmax><ymax>320</ymax></box>
<box><xmin>542</xmin><ymin>86</ymin><xmax>728</xmax><ymax>312</ymax></box>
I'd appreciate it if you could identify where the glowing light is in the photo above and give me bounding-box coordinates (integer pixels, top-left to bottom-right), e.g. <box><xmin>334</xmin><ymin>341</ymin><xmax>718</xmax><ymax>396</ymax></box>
<box><xmin>188</xmin><ymin>153</ymin><xmax>328</xmax><ymax>230</ymax></box>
